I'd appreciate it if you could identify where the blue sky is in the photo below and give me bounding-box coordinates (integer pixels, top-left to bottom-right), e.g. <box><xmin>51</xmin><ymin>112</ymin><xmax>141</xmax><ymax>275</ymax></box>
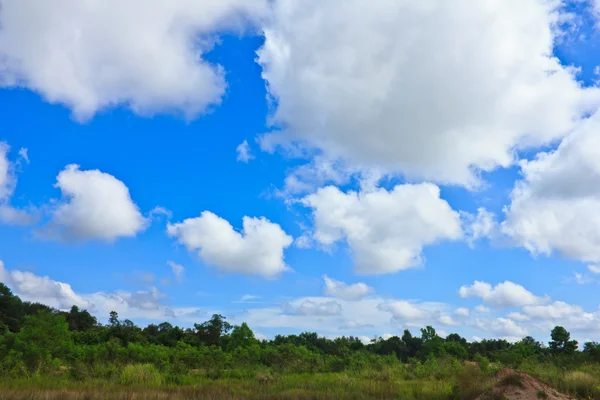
<box><xmin>1</xmin><ymin>0</ymin><xmax>600</xmax><ymax>344</ymax></box>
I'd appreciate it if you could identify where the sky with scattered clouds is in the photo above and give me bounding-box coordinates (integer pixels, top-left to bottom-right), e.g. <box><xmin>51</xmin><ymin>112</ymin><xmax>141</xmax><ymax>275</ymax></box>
<box><xmin>2</xmin><ymin>0</ymin><xmax>600</xmax><ymax>345</ymax></box>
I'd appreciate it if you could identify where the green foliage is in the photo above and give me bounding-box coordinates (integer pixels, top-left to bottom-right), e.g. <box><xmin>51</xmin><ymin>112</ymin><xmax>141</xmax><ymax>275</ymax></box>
<box><xmin>0</xmin><ymin>288</ymin><xmax>598</xmax><ymax>400</ymax></box>
<box><xmin>549</xmin><ymin>326</ymin><xmax>578</xmax><ymax>355</ymax></box>
<box><xmin>119</xmin><ymin>364</ymin><xmax>163</xmax><ymax>386</ymax></box>
<box><xmin>562</xmin><ymin>371</ymin><xmax>597</xmax><ymax>398</ymax></box>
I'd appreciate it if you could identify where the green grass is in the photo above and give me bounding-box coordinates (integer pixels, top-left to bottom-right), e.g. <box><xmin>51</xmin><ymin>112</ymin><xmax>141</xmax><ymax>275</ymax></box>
<box><xmin>0</xmin><ymin>372</ymin><xmax>457</xmax><ymax>400</ymax></box>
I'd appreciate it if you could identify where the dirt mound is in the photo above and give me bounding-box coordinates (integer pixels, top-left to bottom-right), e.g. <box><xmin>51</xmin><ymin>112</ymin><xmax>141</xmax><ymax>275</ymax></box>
<box><xmin>476</xmin><ymin>369</ymin><xmax>575</xmax><ymax>400</ymax></box>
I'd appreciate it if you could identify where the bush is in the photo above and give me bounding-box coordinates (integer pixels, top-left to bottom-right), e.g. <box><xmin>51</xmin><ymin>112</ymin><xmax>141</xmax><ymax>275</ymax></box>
<box><xmin>119</xmin><ymin>363</ymin><xmax>163</xmax><ymax>386</ymax></box>
<box><xmin>451</xmin><ymin>364</ymin><xmax>493</xmax><ymax>400</ymax></box>
<box><xmin>562</xmin><ymin>371</ymin><xmax>597</xmax><ymax>398</ymax></box>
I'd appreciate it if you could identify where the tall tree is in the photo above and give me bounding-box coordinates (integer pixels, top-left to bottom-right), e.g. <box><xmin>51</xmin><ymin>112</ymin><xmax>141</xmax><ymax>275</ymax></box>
<box><xmin>549</xmin><ymin>326</ymin><xmax>578</xmax><ymax>354</ymax></box>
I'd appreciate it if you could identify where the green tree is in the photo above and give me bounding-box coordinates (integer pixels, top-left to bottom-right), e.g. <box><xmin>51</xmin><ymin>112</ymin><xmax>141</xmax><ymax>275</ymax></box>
<box><xmin>12</xmin><ymin>311</ymin><xmax>72</xmax><ymax>371</ymax></box>
<box><xmin>65</xmin><ymin>306</ymin><xmax>98</xmax><ymax>332</ymax></box>
<box><xmin>228</xmin><ymin>322</ymin><xmax>256</xmax><ymax>350</ymax></box>
<box><xmin>194</xmin><ymin>314</ymin><xmax>232</xmax><ymax>347</ymax></box>
<box><xmin>549</xmin><ymin>326</ymin><xmax>578</xmax><ymax>355</ymax></box>
<box><xmin>0</xmin><ymin>283</ymin><xmax>23</xmax><ymax>332</ymax></box>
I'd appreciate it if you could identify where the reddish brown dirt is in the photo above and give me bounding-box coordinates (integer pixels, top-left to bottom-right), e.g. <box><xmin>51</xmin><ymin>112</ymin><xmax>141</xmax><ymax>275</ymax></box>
<box><xmin>476</xmin><ymin>369</ymin><xmax>575</xmax><ymax>400</ymax></box>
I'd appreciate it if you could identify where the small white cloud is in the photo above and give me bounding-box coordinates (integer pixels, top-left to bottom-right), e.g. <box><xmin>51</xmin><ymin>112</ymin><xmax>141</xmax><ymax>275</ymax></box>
<box><xmin>167</xmin><ymin>211</ymin><xmax>293</xmax><ymax>279</ymax></box>
<box><xmin>507</xmin><ymin>312</ymin><xmax>531</xmax><ymax>322</ymax></box>
<box><xmin>240</xmin><ymin>294</ymin><xmax>261</xmax><ymax>302</ymax></box>
<box><xmin>45</xmin><ymin>165</ymin><xmax>147</xmax><ymax>242</ymax></box>
<box><xmin>167</xmin><ymin>261</ymin><xmax>185</xmax><ymax>282</ymax></box>
<box><xmin>573</xmin><ymin>272</ymin><xmax>593</xmax><ymax>285</ymax></box>
<box><xmin>439</xmin><ymin>315</ymin><xmax>458</xmax><ymax>326</ymax></box>
<box><xmin>236</xmin><ymin>140</ymin><xmax>254</xmax><ymax>163</ymax></box>
<box><xmin>476</xmin><ymin>318</ymin><xmax>527</xmax><ymax>338</ymax></box>
<box><xmin>323</xmin><ymin>275</ymin><xmax>373</xmax><ymax>301</ymax></box>
<box><xmin>302</xmin><ymin>184</ymin><xmax>463</xmax><ymax>274</ymax></box>
<box><xmin>18</xmin><ymin>148</ymin><xmax>29</xmax><ymax>164</ymax></box>
<box><xmin>0</xmin><ymin>142</ymin><xmax>36</xmax><ymax>226</ymax></box>
<box><xmin>454</xmin><ymin>307</ymin><xmax>470</xmax><ymax>317</ymax></box>
<box><xmin>283</xmin><ymin>299</ymin><xmax>342</xmax><ymax>316</ymax></box>
<box><xmin>459</xmin><ymin>280</ymin><xmax>547</xmax><ymax>308</ymax></box>
<box><xmin>462</xmin><ymin>208</ymin><xmax>497</xmax><ymax>245</ymax></box>
<box><xmin>588</xmin><ymin>265</ymin><xmax>600</xmax><ymax>274</ymax></box>
<box><xmin>475</xmin><ymin>305</ymin><xmax>491</xmax><ymax>313</ymax></box>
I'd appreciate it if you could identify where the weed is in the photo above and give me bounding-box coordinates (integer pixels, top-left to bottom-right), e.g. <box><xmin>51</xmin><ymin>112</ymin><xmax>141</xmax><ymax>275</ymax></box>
<box><xmin>119</xmin><ymin>364</ymin><xmax>163</xmax><ymax>386</ymax></box>
<box><xmin>536</xmin><ymin>389</ymin><xmax>548</xmax><ymax>399</ymax></box>
<box><xmin>498</xmin><ymin>373</ymin><xmax>524</xmax><ymax>389</ymax></box>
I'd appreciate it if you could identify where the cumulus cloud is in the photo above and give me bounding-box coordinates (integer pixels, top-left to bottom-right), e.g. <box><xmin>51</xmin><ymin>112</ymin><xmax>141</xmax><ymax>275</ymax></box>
<box><xmin>236</xmin><ymin>140</ymin><xmax>254</xmax><ymax>163</ymax></box>
<box><xmin>167</xmin><ymin>261</ymin><xmax>185</xmax><ymax>282</ymax></box>
<box><xmin>378</xmin><ymin>300</ymin><xmax>453</xmax><ymax>327</ymax></box>
<box><xmin>44</xmin><ymin>165</ymin><xmax>147</xmax><ymax>242</ymax></box>
<box><xmin>323</xmin><ymin>275</ymin><xmax>373</xmax><ymax>301</ymax></box>
<box><xmin>502</xmin><ymin>112</ymin><xmax>600</xmax><ymax>263</ymax></box>
<box><xmin>283</xmin><ymin>299</ymin><xmax>342</xmax><ymax>316</ymax></box>
<box><xmin>167</xmin><ymin>211</ymin><xmax>293</xmax><ymax>279</ymax></box>
<box><xmin>302</xmin><ymin>184</ymin><xmax>463</xmax><ymax>274</ymax></box>
<box><xmin>0</xmin><ymin>260</ymin><xmax>91</xmax><ymax>309</ymax></box>
<box><xmin>258</xmin><ymin>0</ymin><xmax>599</xmax><ymax>186</ymax></box>
<box><xmin>463</xmin><ymin>208</ymin><xmax>497</xmax><ymax>245</ymax></box>
<box><xmin>523</xmin><ymin>301</ymin><xmax>587</xmax><ymax>320</ymax></box>
<box><xmin>0</xmin><ymin>260</ymin><xmax>204</xmax><ymax>322</ymax></box>
<box><xmin>454</xmin><ymin>308</ymin><xmax>470</xmax><ymax>317</ymax></box>
<box><xmin>0</xmin><ymin>0</ymin><xmax>266</xmax><ymax>120</ymax></box>
<box><xmin>459</xmin><ymin>281</ymin><xmax>547</xmax><ymax>308</ymax></box>
<box><xmin>475</xmin><ymin>317</ymin><xmax>528</xmax><ymax>339</ymax></box>
<box><xmin>475</xmin><ymin>305</ymin><xmax>491</xmax><ymax>313</ymax></box>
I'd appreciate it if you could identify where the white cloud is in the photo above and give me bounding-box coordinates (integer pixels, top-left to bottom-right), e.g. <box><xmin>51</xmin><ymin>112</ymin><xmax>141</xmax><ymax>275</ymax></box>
<box><xmin>573</xmin><ymin>272</ymin><xmax>593</xmax><ymax>285</ymax></box>
<box><xmin>240</xmin><ymin>294</ymin><xmax>261</xmax><ymax>302</ymax></box>
<box><xmin>323</xmin><ymin>275</ymin><xmax>372</xmax><ymax>301</ymax></box>
<box><xmin>454</xmin><ymin>307</ymin><xmax>470</xmax><ymax>317</ymax></box>
<box><xmin>236</xmin><ymin>140</ymin><xmax>254</xmax><ymax>163</ymax></box>
<box><xmin>0</xmin><ymin>142</ymin><xmax>12</xmax><ymax>201</ymax></box>
<box><xmin>167</xmin><ymin>261</ymin><xmax>185</xmax><ymax>282</ymax></box>
<box><xmin>0</xmin><ymin>0</ymin><xmax>266</xmax><ymax>120</ymax></box>
<box><xmin>0</xmin><ymin>142</ymin><xmax>37</xmax><ymax>226</ymax></box>
<box><xmin>0</xmin><ymin>260</ymin><xmax>205</xmax><ymax>323</ymax></box>
<box><xmin>507</xmin><ymin>312</ymin><xmax>531</xmax><ymax>322</ymax></box>
<box><xmin>302</xmin><ymin>184</ymin><xmax>462</xmax><ymax>274</ymax></box>
<box><xmin>589</xmin><ymin>265</ymin><xmax>600</xmax><ymax>274</ymax></box>
<box><xmin>459</xmin><ymin>281</ymin><xmax>547</xmax><ymax>308</ymax></box>
<box><xmin>378</xmin><ymin>301</ymin><xmax>426</xmax><ymax>321</ymax></box>
<box><xmin>475</xmin><ymin>305</ymin><xmax>491</xmax><ymax>313</ymax></box>
<box><xmin>18</xmin><ymin>148</ymin><xmax>29</xmax><ymax>164</ymax></box>
<box><xmin>463</xmin><ymin>208</ymin><xmax>497</xmax><ymax>245</ymax></box>
<box><xmin>503</xmin><ymin>112</ymin><xmax>600</xmax><ymax>263</ymax></box>
<box><xmin>283</xmin><ymin>299</ymin><xmax>342</xmax><ymax>316</ymax></box>
<box><xmin>0</xmin><ymin>260</ymin><xmax>91</xmax><ymax>309</ymax></box>
<box><xmin>523</xmin><ymin>301</ymin><xmax>587</xmax><ymax>320</ymax></box>
<box><xmin>45</xmin><ymin>165</ymin><xmax>147</xmax><ymax>241</ymax></box>
<box><xmin>258</xmin><ymin>0</ymin><xmax>599</xmax><ymax>186</ymax></box>
<box><xmin>167</xmin><ymin>211</ymin><xmax>293</xmax><ymax>279</ymax></box>
<box><xmin>476</xmin><ymin>317</ymin><xmax>528</xmax><ymax>338</ymax></box>
<box><xmin>377</xmin><ymin>300</ymin><xmax>451</xmax><ymax>328</ymax></box>
<box><xmin>439</xmin><ymin>315</ymin><xmax>458</xmax><ymax>326</ymax></box>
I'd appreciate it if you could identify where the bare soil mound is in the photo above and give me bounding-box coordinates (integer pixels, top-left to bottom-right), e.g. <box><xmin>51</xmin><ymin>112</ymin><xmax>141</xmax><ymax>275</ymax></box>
<box><xmin>476</xmin><ymin>369</ymin><xmax>575</xmax><ymax>400</ymax></box>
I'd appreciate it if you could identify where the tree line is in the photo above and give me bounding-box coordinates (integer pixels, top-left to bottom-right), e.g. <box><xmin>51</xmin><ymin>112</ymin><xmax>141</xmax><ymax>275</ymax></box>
<box><xmin>0</xmin><ymin>282</ymin><xmax>599</xmax><ymax>379</ymax></box>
